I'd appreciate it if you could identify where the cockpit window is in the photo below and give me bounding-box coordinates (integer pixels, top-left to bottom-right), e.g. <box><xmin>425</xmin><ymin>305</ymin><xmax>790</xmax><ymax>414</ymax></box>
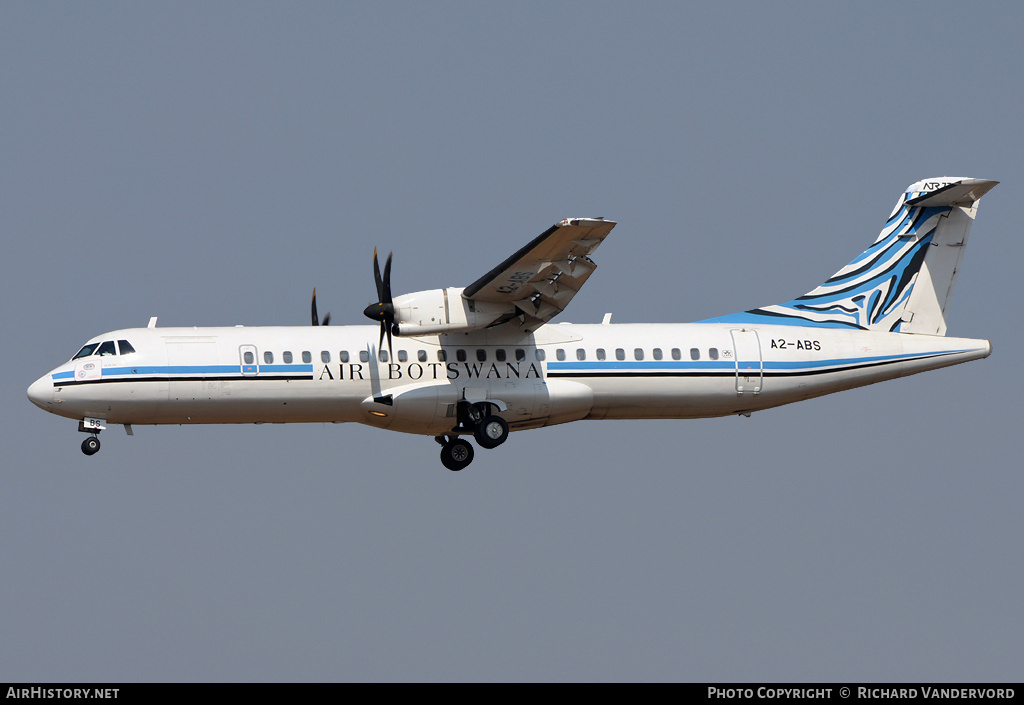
<box><xmin>117</xmin><ymin>340</ymin><xmax>136</xmax><ymax>355</ymax></box>
<box><xmin>96</xmin><ymin>341</ymin><xmax>117</xmax><ymax>356</ymax></box>
<box><xmin>73</xmin><ymin>343</ymin><xmax>100</xmax><ymax>359</ymax></box>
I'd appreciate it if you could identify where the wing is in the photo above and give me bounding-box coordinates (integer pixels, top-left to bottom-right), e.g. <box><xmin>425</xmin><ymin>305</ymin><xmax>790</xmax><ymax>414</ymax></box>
<box><xmin>463</xmin><ymin>217</ymin><xmax>616</xmax><ymax>327</ymax></box>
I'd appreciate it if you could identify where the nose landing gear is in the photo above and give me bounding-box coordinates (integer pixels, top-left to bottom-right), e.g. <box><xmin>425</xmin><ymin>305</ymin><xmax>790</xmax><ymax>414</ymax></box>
<box><xmin>81</xmin><ymin>435</ymin><xmax>101</xmax><ymax>456</ymax></box>
<box><xmin>78</xmin><ymin>417</ymin><xmax>106</xmax><ymax>456</ymax></box>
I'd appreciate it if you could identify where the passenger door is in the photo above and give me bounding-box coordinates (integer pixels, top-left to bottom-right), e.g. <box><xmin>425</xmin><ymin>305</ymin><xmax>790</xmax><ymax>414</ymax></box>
<box><xmin>239</xmin><ymin>345</ymin><xmax>259</xmax><ymax>377</ymax></box>
<box><xmin>730</xmin><ymin>329</ymin><xmax>762</xmax><ymax>395</ymax></box>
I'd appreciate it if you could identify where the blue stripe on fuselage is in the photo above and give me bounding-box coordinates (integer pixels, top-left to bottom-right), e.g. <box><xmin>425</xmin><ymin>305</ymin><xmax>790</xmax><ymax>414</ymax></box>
<box><xmin>546</xmin><ymin>349</ymin><xmax>966</xmax><ymax>375</ymax></box>
<box><xmin>51</xmin><ymin>364</ymin><xmax>316</xmax><ymax>381</ymax></box>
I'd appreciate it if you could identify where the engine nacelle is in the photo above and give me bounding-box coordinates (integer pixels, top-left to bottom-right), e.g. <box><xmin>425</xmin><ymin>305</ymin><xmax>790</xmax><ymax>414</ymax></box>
<box><xmin>393</xmin><ymin>287</ymin><xmax>515</xmax><ymax>336</ymax></box>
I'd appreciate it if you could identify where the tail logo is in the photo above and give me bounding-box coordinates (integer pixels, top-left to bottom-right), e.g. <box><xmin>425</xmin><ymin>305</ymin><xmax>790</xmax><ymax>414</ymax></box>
<box><xmin>701</xmin><ymin>178</ymin><xmax>989</xmax><ymax>332</ymax></box>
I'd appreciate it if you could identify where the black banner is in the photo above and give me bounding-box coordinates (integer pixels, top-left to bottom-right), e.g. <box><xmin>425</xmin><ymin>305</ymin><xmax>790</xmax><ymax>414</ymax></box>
<box><xmin>1</xmin><ymin>684</ymin><xmax>1022</xmax><ymax>699</ymax></box>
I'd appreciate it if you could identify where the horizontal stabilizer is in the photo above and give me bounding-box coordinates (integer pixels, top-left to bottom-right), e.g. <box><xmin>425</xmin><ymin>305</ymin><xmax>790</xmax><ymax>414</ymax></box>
<box><xmin>906</xmin><ymin>178</ymin><xmax>997</xmax><ymax>207</ymax></box>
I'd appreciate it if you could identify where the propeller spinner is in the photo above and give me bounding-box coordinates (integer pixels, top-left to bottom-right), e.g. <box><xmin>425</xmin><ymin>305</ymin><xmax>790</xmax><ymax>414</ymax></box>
<box><xmin>363</xmin><ymin>248</ymin><xmax>396</xmax><ymax>354</ymax></box>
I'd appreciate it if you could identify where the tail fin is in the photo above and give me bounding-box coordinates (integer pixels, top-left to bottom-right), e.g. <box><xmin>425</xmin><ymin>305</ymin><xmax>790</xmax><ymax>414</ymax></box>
<box><xmin>704</xmin><ymin>177</ymin><xmax>997</xmax><ymax>334</ymax></box>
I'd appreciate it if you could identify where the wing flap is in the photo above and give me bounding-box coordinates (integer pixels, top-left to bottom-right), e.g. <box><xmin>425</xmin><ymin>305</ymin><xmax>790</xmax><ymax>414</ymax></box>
<box><xmin>464</xmin><ymin>218</ymin><xmax>615</xmax><ymax>326</ymax></box>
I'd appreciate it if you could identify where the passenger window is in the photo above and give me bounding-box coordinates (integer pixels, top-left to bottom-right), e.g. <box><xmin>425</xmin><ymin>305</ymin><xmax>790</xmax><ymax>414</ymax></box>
<box><xmin>244</xmin><ymin>351</ymin><xmax>254</xmax><ymax>364</ymax></box>
<box><xmin>437</xmin><ymin>350</ymin><xmax>447</xmax><ymax>362</ymax></box>
<box><xmin>117</xmin><ymin>340</ymin><xmax>136</xmax><ymax>355</ymax></box>
<box><xmin>476</xmin><ymin>349</ymin><xmax>487</xmax><ymax>362</ymax></box>
<box><xmin>398</xmin><ymin>350</ymin><xmax>408</xmax><ymax>362</ymax></box>
<box><xmin>359</xmin><ymin>350</ymin><xmax>369</xmax><ymax>363</ymax></box>
<box><xmin>321</xmin><ymin>351</ymin><xmax>331</xmax><ymax>363</ymax></box>
<box><xmin>379</xmin><ymin>350</ymin><xmax>389</xmax><ymax>362</ymax></box>
<box><xmin>615</xmin><ymin>348</ymin><xmax>625</xmax><ymax>361</ymax></box>
<box><xmin>456</xmin><ymin>349</ymin><xmax>467</xmax><ymax>362</ymax></box>
<box><xmin>576</xmin><ymin>349</ymin><xmax>586</xmax><ymax>361</ymax></box>
<box><xmin>97</xmin><ymin>341</ymin><xmax>117</xmax><ymax>356</ymax></box>
<box><xmin>302</xmin><ymin>351</ymin><xmax>312</xmax><ymax>364</ymax></box>
<box><xmin>283</xmin><ymin>351</ymin><xmax>293</xmax><ymax>363</ymax></box>
<box><xmin>709</xmin><ymin>348</ymin><xmax>719</xmax><ymax>360</ymax></box>
<box><xmin>536</xmin><ymin>349</ymin><xmax>546</xmax><ymax>361</ymax></box>
<box><xmin>417</xmin><ymin>350</ymin><xmax>428</xmax><ymax>362</ymax></box>
<box><xmin>672</xmin><ymin>348</ymin><xmax>681</xmax><ymax>360</ymax></box>
<box><xmin>73</xmin><ymin>343</ymin><xmax>100</xmax><ymax>359</ymax></box>
<box><xmin>653</xmin><ymin>348</ymin><xmax>663</xmax><ymax>360</ymax></box>
<box><xmin>496</xmin><ymin>349</ymin><xmax>506</xmax><ymax>362</ymax></box>
<box><xmin>556</xmin><ymin>349</ymin><xmax>566</xmax><ymax>361</ymax></box>
<box><xmin>515</xmin><ymin>349</ymin><xmax>526</xmax><ymax>361</ymax></box>
<box><xmin>596</xmin><ymin>348</ymin><xmax>606</xmax><ymax>361</ymax></box>
<box><xmin>634</xmin><ymin>348</ymin><xmax>644</xmax><ymax>361</ymax></box>
<box><xmin>690</xmin><ymin>348</ymin><xmax>700</xmax><ymax>360</ymax></box>
<box><xmin>264</xmin><ymin>351</ymin><xmax>274</xmax><ymax>364</ymax></box>
<box><xmin>340</xmin><ymin>351</ymin><xmax>350</xmax><ymax>363</ymax></box>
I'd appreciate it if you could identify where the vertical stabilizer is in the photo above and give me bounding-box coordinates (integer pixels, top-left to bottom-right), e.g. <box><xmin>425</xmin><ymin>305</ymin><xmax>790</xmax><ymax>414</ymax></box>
<box><xmin>703</xmin><ymin>177</ymin><xmax>997</xmax><ymax>334</ymax></box>
<box><xmin>897</xmin><ymin>178</ymin><xmax>995</xmax><ymax>334</ymax></box>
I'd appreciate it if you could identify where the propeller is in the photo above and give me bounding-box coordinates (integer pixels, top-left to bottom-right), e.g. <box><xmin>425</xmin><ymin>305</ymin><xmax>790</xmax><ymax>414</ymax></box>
<box><xmin>311</xmin><ymin>288</ymin><xmax>331</xmax><ymax>326</ymax></box>
<box><xmin>362</xmin><ymin>248</ymin><xmax>396</xmax><ymax>355</ymax></box>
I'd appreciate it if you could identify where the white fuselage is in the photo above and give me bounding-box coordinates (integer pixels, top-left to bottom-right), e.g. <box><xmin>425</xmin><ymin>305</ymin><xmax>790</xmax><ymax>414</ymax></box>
<box><xmin>28</xmin><ymin>322</ymin><xmax>991</xmax><ymax>436</ymax></box>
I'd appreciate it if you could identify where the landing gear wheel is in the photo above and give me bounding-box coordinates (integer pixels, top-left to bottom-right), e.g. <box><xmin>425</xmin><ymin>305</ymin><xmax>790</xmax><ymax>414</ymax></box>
<box><xmin>81</xmin><ymin>436</ymin><xmax>100</xmax><ymax>456</ymax></box>
<box><xmin>440</xmin><ymin>438</ymin><xmax>474</xmax><ymax>471</ymax></box>
<box><xmin>474</xmin><ymin>415</ymin><xmax>509</xmax><ymax>450</ymax></box>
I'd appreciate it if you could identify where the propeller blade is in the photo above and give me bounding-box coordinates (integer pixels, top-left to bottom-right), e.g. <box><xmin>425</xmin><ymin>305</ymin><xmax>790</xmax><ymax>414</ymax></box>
<box><xmin>312</xmin><ymin>289</ymin><xmax>331</xmax><ymax>326</ymax></box>
<box><xmin>373</xmin><ymin>248</ymin><xmax>384</xmax><ymax>301</ymax></box>
<box><xmin>381</xmin><ymin>252</ymin><xmax>393</xmax><ymax>304</ymax></box>
<box><xmin>366</xmin><ymin>248</ymin><xmax>396</xmax><ymax>358</ymax></box>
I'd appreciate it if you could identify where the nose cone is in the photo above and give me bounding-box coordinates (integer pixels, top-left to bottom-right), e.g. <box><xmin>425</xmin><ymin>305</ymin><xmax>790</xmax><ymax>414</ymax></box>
<box><xmin>27</xmin><ymin>375</ymin><xmax>53</xmax><ymax>410</ymax></box>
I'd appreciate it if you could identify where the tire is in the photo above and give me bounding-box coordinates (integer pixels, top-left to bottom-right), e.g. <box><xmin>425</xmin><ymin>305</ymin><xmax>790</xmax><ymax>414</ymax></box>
<box><xmin>81</xmin><ymin>436</ymin><xmax>100</xmax><ymax>456</ymax></box>
<box><xmin>474</xmin><ymin>415</ymin><xmax>509</xmax><ymax>450</ymax></box>
<box><xmin>440</xmin><ymin>439</ymin><xmax>474</xmax><ymax>471</ymax></box>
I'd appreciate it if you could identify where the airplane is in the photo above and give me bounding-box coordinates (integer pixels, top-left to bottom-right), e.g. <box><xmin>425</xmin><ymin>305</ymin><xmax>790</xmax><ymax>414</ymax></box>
<box><xmin>28</xmin><ymin>176</ymin><xmax>996</xmax><ymax>470</ymax></box>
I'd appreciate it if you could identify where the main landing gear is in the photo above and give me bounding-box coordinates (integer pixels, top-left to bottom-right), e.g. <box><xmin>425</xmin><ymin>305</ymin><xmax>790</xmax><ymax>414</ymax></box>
<box><xmin>434</xmin><ymin>401</ymin><xmax>510</xmax><ymax>471</ymax></box>
<box><xmin>437</xmin><ymin>436</ymin><xmax>474</xmax><ymax>471</ymax></box>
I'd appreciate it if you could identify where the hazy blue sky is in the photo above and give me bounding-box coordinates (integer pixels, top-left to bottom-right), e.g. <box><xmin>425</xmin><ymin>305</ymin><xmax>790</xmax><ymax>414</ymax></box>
<box><xmin>3</xmin><ymin>2</ymin><xmax>1021</xmax><ymax>681</ymax></box>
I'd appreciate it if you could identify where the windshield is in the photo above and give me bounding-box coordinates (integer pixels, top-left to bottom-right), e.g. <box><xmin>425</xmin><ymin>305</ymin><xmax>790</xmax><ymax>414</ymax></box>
<box><xmin>72</xmin><ymin>343</ymin><xmax>100</xmax><ymax>360</ymax></box>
